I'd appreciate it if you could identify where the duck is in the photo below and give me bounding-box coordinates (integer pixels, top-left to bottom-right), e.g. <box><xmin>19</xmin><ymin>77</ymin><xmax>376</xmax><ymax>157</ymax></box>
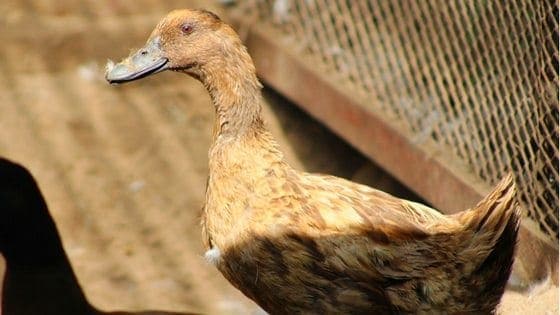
<box><xmin>0</xmin><ymin>157</ymin><xmax>195</xmax><ymax>315</ymax></box>
<box><xmin>105</xmin><ymin>9</ymin><xmax>521</xmax><ymax>314</ymax></box>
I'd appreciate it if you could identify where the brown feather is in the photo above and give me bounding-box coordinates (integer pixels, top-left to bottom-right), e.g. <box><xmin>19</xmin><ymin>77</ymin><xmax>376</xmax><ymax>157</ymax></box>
<box><xmin>107</xmin><ymin>9</ymin><xmax>521</xmax><ymax>314</ymax></box>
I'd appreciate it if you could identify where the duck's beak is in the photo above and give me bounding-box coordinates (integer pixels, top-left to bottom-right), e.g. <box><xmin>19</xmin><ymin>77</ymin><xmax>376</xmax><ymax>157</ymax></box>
<box><xmin>105</xmin><ymin>37</ymin><xmax>169</xmax><ymax>84</ymax></box>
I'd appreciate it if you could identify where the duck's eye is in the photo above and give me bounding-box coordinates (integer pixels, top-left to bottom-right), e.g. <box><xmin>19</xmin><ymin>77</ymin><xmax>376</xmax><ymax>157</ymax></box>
<box><xmin>181</xmin><ymin>23</ymin><xmax>194</xmax><ymax>35</ymax></box>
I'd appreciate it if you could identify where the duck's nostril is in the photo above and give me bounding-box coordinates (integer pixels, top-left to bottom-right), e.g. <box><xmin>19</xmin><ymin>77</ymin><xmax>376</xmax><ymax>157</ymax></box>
<box><xmin>140</xmin><ymin>50</ymin><xmax>148</xmax><ymax>56</ymax></box>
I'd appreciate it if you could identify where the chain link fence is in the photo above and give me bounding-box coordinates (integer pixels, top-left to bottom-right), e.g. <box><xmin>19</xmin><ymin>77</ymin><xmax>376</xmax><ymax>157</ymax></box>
<box><xmin>232</xmin><ymin>0</ymin><xmax>559</xmax><ymax>243</ymax></box>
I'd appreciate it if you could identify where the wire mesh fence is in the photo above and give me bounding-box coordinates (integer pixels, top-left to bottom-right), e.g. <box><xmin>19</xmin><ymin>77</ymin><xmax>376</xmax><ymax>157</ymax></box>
<box><xmin>232</xmin><ymin>0</ymin><xmax>559</xmax><ymax>243</ymax></box>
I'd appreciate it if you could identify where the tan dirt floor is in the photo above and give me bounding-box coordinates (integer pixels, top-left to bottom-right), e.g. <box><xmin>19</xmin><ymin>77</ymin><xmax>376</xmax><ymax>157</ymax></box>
<box><xmin>0</xmin><ymin>1</ymin><xmax>557</xmax><ymax>314</ymax></box>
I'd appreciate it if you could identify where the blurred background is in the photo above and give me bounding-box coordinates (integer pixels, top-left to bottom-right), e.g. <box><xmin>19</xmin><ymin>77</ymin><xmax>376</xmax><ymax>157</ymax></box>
<box><xmin>0</xmin><ymin>0</ymin><xmax>557</xmax><ymax>314</ymax></box>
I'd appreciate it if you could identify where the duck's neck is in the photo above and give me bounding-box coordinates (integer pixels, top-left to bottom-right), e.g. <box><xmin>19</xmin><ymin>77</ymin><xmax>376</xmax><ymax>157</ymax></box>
<box><xmin>2</xmin><ymin>214</ymin><xmax>94</xmax><ymax>314</ymax></box>
<box><xmin>197</xmin><ymin>46</ymin><xmax>289</xmax><ymax>248</ymax></box>
<box><xmin>197</xmin><ymin>46</ymin><xmax>284</xmax><ymax>162</ymax></box>
<box><xmin>202</xmin><ymin>51</ymin><xmax>264</xmax><ymax>141</ymax></box>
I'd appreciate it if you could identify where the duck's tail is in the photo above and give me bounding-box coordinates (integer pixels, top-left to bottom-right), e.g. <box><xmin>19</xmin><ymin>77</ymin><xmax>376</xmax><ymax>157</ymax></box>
<box><xmin>462</xmin><ymin>173</ymin><xmax>521</xmax><ymax>241</ymax></box>
<box><xmin>457</xmin><ymin>173</ymin><xmax>521</xmax><ymax>311</ymax></box>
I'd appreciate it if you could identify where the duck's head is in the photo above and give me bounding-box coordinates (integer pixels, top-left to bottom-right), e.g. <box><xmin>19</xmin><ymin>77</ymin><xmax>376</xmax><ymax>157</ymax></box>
<box><xmin>106</xmin><ymin>9</ymin><xmax>246</xmax><ymax>84</ymax></box>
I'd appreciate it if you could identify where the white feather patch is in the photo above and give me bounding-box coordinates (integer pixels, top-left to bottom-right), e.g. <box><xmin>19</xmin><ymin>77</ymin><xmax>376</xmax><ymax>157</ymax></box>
<box><xmin>105</xmin><ymin>59</ymin><xmax>115</xmax><ymax>74</ymax></box>
<box><xmin>205</xmin><ymin>247</ymin><xmax>222</xmax><ymax>265</ymax></box>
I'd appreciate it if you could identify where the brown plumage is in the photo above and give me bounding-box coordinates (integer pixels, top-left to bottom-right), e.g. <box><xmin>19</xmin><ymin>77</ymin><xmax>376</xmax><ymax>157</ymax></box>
<box><xmin>0</xmin><ymin>157</ymin><xmax>195</xmax><ymax>315</ymax></box>
<box><xmin>106</xmin><ymin>9</ymin><xmax>521</xmax><ymax>314</ymax></box>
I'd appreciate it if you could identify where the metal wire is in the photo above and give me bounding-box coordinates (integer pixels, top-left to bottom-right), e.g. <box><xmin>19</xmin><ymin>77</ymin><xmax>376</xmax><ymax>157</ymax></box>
<box><xmin>235</xmin><ymin>0</ymin><xmax>559</xmax><ymax>242</ymax></box>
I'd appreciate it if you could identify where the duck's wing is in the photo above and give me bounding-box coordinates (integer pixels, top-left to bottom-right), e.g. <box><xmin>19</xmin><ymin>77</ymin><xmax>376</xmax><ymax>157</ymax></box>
<box><xmin>295</xmin><ymin>173</ymin><xmax>458</xmax><ymax>233</ymax></box>
<box><xmin>251</xmin><ymin>171</ymin><xmax>456</xmax><ymax>245</ymax></box>
<box><xmin>249</xmin><ymin>174</ymin><xmax>463</xmax><ymax>281</ymax></box>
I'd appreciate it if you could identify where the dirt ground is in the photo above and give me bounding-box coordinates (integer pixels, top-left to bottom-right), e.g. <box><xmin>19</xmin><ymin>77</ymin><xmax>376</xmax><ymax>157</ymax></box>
<box><xmin>0</xmin><ymin>1</ymin><xmax>557</xmax><ymax>314</ymax></box>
